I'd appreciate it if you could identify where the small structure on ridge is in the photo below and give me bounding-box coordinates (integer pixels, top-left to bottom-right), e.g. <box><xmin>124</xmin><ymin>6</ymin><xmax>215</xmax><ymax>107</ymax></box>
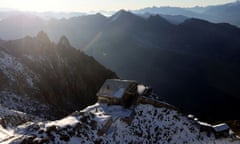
<box><xmin>97</xmin><ymin>79</ymin><xmax>138</xmax><ymax>107</ymax></box>
<box><xmin>212</xmin><ymin>123</ymin><xmax>230</xmax><ymax>138</ymax></box>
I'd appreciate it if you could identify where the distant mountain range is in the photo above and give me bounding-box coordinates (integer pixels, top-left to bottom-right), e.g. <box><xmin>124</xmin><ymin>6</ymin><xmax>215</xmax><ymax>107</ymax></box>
<box><xmin>0</xmin><ymin>1</ymin><xmax>240</xmax><ymax>26</ymax></box>
<box><xmin>0</xmin><ymin>1</ymin><xmax>239</xmax><ymax>43</ymax></box>
<box><xmin>134</xmin><ymin>1</ymin><xmax>240</xmax><ymax>27</ymax></box>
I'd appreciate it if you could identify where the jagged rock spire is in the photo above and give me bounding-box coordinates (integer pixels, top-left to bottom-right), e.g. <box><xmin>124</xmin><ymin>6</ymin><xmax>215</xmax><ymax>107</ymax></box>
<box><xmin>36</xmin><ymin>31</ymin><xmax>51</xmax><ymax>44</ymax></box>
<box><xmin>58</xmin><ymin>36</ymin><xmax>71</xmax><ymax>48</ymax></box>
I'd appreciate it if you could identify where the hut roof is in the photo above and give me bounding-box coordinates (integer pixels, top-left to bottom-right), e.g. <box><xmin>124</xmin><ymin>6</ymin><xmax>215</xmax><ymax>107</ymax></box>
<box><xmin>97</xmin><ymin>79</ymin><xmax>137</xmax><ymax>99</ymax></box>
<box><xmin>198</xmin><ymin>121</ymin><xmax>212</xmax><ymax>127</ymax></box>
<box><xmin>212</xmin><ymin>123</ymin><xmax>230</xmax><ymax>132</ymax></box>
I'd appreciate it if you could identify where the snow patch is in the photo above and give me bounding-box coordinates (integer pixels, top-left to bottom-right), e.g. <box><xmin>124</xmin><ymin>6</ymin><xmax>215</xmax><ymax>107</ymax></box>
<box><xmin>0</xmin><ymin>125</ymin><xmax>12</xmax><ymax>142</ymax></box>
<box><xmin>137</xmin><ymin>84</ymin><xmax>145</xmax><ymax>95</ymax></box>
<box><xmin>0</xmin><ymin>51</ymin><xmax>38</xmax><ymax>87</ymax></box>
<box><xmin>46</xmin><ymin>116</ymin><xmax>79</xmax><ymax>128</ymax></box>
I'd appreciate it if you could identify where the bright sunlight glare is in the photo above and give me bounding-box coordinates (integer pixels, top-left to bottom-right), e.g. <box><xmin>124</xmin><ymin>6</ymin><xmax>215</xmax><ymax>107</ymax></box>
<box><xmin>0</xmin><ymin>0</ymin><xmax>236</xmax><ymax>12</ymax></box>
<box><xmin>0</xmin><ymin>0</ymin><xmax>75</xmax><ymax>12</ymax></box>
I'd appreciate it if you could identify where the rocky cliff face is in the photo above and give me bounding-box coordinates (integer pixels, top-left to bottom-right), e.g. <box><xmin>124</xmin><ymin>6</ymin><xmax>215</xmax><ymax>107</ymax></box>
<box><xmin>0</xmin><ymin>31</ymin><xmax>117</xmax><ymax>119</ymax></box>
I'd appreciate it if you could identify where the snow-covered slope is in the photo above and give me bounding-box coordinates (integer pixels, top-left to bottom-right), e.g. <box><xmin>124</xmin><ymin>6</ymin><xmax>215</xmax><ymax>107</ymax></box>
<box><xmin>4</xmin><ymin>103</ymin><xmax>239</xmax><ymax>144</ymax></box>
<box><xmin>0</xmin><ymin>103</ymin><xmax>43</xmax><ymax>143</ymax></box>
<box><xmin>0</xmin><ymin>91</ymin><xmax>51</xmax><ymax>119</ymax></box>
<box><xmin>0</xmin><ymin>51</ymin><xmax>37</xmax><ymax>87</ymax></box>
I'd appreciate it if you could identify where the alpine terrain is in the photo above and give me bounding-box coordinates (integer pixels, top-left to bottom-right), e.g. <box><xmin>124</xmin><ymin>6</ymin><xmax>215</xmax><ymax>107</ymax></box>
<box><xmin>0</xmin><ymin>1</ymin><xmax>240</xmax><ymax>143</ymax></box>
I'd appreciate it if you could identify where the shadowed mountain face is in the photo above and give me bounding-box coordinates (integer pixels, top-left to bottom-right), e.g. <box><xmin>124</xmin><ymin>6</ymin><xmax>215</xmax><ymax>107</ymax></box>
<box><xmin>46</xmin><ymin>13</ymin><xmax>107</xmax><ymax>49</ymax></box>
<box><xmin>0</xmin><ymin>31</ymin><xmax>117</xmax><ymax>119</ymax></box>
<box><xmin>86</xmin><ymin>10</ymin><xmax>240</xmax><ymax>121</ymax></box>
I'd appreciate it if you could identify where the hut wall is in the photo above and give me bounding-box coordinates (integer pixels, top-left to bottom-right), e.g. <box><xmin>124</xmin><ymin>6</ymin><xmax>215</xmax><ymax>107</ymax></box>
<box><xmin>136</xmin><ymin>96</ymin><xmax>177</xmax><ymax>110</ymax></box>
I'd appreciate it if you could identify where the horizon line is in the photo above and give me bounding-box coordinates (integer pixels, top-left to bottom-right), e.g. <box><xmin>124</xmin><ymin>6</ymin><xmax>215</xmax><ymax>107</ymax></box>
<box><xmin>0</xmin><ymin>0</ymin><xmax>237</xmax><ymax>13</ymax></box>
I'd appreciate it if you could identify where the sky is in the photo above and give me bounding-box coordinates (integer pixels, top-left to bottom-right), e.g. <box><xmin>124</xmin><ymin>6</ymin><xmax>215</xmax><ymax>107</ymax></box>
<box><xmin>0</xmin><ymin>0</ymin><xmax>236</xmax><ymax>12</ymax></box>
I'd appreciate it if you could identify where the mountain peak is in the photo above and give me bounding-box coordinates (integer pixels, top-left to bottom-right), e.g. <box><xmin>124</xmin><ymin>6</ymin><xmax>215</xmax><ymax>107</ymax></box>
<box><xmin>83</xmin><ymin>13</ymin><xmax>107</xmax><ymax>20</ymax></box>
<box><xmin>36</xmin><ymin>31</ymin><xmax>51</xmax><ymax>43</ymax></box>
<box><xmin>116</xmin><ymin>9</ymin><xmax>135</xmax><ymax>17</ymax></box>
<box><xmin>95</xmin><ymin>12</ymin><xmax>106</xmax><ymax>18</ymax></box>
<box><xmin>148</xmin><ymin>14</ymin><xmax>170</xmax><ymax>23</ymax></box>
<box><xmin>58</xmin><ymin>36</ymin><xmax>71</xmax><ymax>48</ymax></box>
<box><xmin>225</xmin><ymin>0</ymin><xmax>240</xmax><ymax>6</ymax></box>
<box><xmin>118</xmin><ymin>9</ymin><xmax>129</xmax><ymax>13</ymax></box>
<box><xmin>181</xmin><ymin>18</ymin><xmax>211</xmax><ymax>26</ymax></box>
<box><xmin>109</xmin><ymin>9</ymin><xmax>139</xmax><ymax>22</ymax></box>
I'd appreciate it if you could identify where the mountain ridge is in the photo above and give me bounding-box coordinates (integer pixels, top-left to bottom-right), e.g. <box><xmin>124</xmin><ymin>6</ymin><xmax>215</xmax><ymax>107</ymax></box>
<box><xmin>2</xmin><ymin>102</ymin><xmax>239</xmax><ymax>143</ymax></box>
<box><xmin>134</xmin><ymin>1</ymin><xmax>240</xmax><ymax>27</ymax></box>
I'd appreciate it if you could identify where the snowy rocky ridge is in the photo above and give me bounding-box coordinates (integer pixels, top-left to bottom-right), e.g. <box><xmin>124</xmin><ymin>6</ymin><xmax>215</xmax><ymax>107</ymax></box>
<box><xmin>0</xmin><ymin>102</ymin><xmax>238</xmax><ymax>143</ymax></box>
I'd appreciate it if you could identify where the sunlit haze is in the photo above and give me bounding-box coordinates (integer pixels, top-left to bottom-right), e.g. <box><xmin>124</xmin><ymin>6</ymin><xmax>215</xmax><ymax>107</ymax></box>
<box><xmin>0</xmin><ymin>0</ymin><xmax>236</xmax><ymax>12</ymax></box>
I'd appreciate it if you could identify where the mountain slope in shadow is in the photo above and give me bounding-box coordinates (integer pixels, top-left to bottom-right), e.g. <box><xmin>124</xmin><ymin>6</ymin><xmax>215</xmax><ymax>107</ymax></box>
<box><xmin>86</xmin><ymin>10</ymin><xmax>240</xmax><ymax>121</ymax></box>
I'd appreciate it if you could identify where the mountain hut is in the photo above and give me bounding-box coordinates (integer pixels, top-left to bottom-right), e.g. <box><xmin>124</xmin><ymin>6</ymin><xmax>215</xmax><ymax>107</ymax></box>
<box><xmin>97</xmin><ymin>79</ymin><xmax>138</xmax><ymax>107</ymax></box>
